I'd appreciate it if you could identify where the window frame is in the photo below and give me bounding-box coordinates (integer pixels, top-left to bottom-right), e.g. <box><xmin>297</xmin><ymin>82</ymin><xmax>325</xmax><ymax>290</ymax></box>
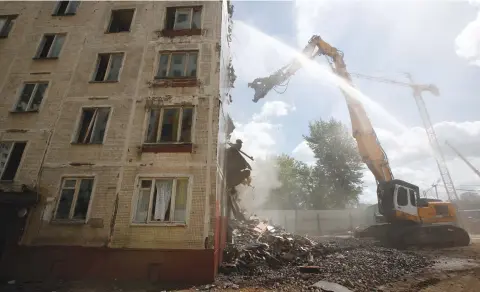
<box><xmin>155</xmin><ymin>50</ymin><xmax>199</xmax><ymax>80</ymax></box>
<box><xmin>0</xmin><ymin>15</ymin><xmax>17</xmax><ymax>38</ymax></box>
<box><xmin>144</xmin><ymin>106</ymin><xmax>195</xmax><ymax>144</ymax></box>
<box><xmin>72</xmin><ymin>106</ymin><xmax>112</xmax><ymax>145</ymax></box>
<box><xmin>164</xmin><ymin>6</ymin><xmax>202</xmax><ymax>32</ymax></box>
<box><xmin>12</xmin><ymin>82</ymin><xmax>49</xmax><ymax>113</ymax></box>
<box><xmin>131</xmin><ymin>175</ymin><xmax>192</xmax><ymax>226</ymax></box>
<box><xmin>106</xmin><ymin>8</ymin><xmax>135</xmax><ymax>34</ymax></box>
<box><xmin>0</xmin><ymin>141</ymin><xmax>27</xmax><ymax>182</ymax></box>
<box><xmin>91</xmin><ymin>52</ymin><xmax>125</xmax><ymax>83</ymax></box>
<box><xmin>52</xmin><ymin>1</ymin><xmax>80</xmax><ymax>16</ymax></box>
<box><xmin>52</xmin><ymin>176</ymin><xmax>96</xmax><ymax>223</ymax></box>
<box><xmin>34</xmin><ymin>33</ymin><xmax>66</xmax><ymax>59</ymax></box>
<box><xmin>396</xmin><ymin>186</ymin><xmax>408</xmax><ymax>207</ymax></box>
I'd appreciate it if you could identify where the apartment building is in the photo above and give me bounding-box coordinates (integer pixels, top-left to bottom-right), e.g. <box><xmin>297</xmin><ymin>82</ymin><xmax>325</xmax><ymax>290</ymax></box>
<box><xmin>0</xmin><ymin>0</ymin><xmax>233</xmax><ymax>283</ymax></box>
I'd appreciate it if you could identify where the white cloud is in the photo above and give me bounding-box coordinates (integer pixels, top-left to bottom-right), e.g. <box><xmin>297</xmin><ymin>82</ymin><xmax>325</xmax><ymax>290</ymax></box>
<box><xmin>455</xmin><ymin>0</ymin><xmax>480</xmax><ymax>66</ymax></box>
<box><xmin>291</xmin><ymin>120</ymin><xmax>480</xmax><ymax>204</ymax></box>
<box><xmin>231</xmin><ymin>101</ymin><xmax>294</xmax><ymax>159</ymax></box>
<box><xmin>253</xmin><ymin>100</ymin><xmax>296</xmax><ymax>121</ymax></box>
<box><xmin>292</xmin><ymin>140</ymin><xmax>315</xmax><ymax>165</ymax></box>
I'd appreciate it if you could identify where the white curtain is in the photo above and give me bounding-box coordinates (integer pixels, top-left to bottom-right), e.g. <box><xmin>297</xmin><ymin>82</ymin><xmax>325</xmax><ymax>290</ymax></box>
<box><xmin>153</xmin><ymin>180</ymin><xmax>173</xmax><ymax>221</ymax></box>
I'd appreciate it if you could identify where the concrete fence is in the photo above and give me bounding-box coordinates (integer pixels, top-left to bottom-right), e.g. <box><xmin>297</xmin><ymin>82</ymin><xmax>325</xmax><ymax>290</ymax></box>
<box><xmin>251</xmin><ymin>208</ymin><xmax>371</xmax><ymax>236</ymax></box>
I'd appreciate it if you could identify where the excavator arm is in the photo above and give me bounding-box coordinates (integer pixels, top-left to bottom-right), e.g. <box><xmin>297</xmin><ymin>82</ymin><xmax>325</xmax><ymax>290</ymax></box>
<box><xmin>248</xmin><ymin>35</ymin><xmax>394</xmax><ymax>185</ymax></box>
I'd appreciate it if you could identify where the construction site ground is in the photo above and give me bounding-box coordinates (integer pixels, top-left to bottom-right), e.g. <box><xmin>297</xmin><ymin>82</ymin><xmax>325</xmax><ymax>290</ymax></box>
<box><xmin>2</xmin><ymin>236</ymin><xmax>479</xmax><ymax>292</ymax></box>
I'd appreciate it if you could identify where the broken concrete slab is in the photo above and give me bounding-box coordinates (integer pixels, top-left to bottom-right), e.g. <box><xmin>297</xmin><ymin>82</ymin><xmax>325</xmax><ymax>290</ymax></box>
<box><xmin>311</xmin><ymin>280</ymin><xmax>353</xmax><ymax>292</ymax></box>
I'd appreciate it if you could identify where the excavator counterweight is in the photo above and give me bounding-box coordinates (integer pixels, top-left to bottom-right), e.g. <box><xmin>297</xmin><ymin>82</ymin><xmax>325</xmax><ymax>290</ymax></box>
<box><xmin>248</xmin><ymin>35</ymin><xmax>470</xmax><ymax>248</ymax></box>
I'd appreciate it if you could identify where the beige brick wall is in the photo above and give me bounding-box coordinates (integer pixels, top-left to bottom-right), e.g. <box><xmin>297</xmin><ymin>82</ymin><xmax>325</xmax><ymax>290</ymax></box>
<box><xmin>0</xmin><ymin>1</ymin><xmax>226</xmax><ymax>250</ymax></box>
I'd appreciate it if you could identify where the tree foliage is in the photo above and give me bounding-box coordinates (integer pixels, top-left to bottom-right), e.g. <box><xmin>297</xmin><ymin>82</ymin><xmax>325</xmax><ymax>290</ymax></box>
<box><xmin>265</xmin><ymin>118</ymin><xmax>364</xmax><ymax>210</ymax></box>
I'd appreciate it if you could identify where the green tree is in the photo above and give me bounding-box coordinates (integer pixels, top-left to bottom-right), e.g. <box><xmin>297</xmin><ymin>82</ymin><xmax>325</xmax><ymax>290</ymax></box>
<box><xmin>262</xmin><ymin>154</ymin><xmax>312</xmax><ymax>210</ymax></box>
<box><xmin>304</xmin><ymin>118</ymin><xmax>364</xmax><ymax>209</ymax></box>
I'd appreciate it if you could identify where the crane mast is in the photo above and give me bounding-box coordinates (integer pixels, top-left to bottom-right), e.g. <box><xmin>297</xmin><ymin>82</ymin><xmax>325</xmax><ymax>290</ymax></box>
<box><xmin>350</xmin><ymin>73</ymin><xmax>460</xmax><ymax>202</ymax></box>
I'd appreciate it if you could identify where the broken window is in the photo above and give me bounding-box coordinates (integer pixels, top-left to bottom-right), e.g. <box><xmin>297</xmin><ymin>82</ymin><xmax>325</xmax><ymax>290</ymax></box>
<box><xmin>35</xmin><ymin>34</ymin><xmax>66</xmax><ymax>59</ymax></box>
<box><xmin>14</xmin><ymin>82</ymin><xmax>48</xmax><ymax>112</ymax></box>
<box><xmin>0</xmin><ymin>142</ymin><xmax>26</xmax><ymax>181</ymax></box>
<box><xmin>53</xmin><ymin>1</ymin><xmax>80</xmax><ymax>16</ymax></box>
<box><xmin>107</xmin><ymin>9</ymin><xmax>135</xmax><ymax>33</ymax></box>
<box><xmin>0</xmin><ymin>15</ymin><xmax>17</xmax><ymax>38</ymax></box>
<box><xmin>92</xmin><ymin>53</ymin><xmax>124</xmax><ymax>82</ymax></box>
<box><xmin>75</xmin><ymin>107</ymin><xmax>110</xmax><ymax>144</ymax></box>
<box><xmin>54</xmin><ymin>177</ymin><xmax>94</xmax><ymax>221</ymax></box>
<box><xmin>145</xmin><ymin>107</ymin><xmax>194</xmax><ymax>143</ymax></box>
<box><xmin>133</xmin><ymin>178</ymin><xmax>189</xmax><ymax>224</ymax></box>
<box><xmin>165</xmin><ymin>7</ymin><xmax>201</xmax><ymax>30</ymax></box>
<box><xmin>156</xmin><ymin>51</ymin><xmax>198</xmax><ymax>79</ymax></box>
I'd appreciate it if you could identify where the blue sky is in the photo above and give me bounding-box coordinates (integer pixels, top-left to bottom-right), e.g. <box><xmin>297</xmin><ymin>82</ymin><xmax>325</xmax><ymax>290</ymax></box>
<box><xmin>228</xmin><ymin>0</ymin><xmax>480</xmax><ymax>204</ymax></box>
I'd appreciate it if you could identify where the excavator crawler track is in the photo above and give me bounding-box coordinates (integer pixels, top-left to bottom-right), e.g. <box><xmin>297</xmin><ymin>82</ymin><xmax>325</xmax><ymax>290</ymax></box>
<box><xmin>355</xmin><ymin>223</ymin><xmax>471</xmax><ymax>248</ymax></box>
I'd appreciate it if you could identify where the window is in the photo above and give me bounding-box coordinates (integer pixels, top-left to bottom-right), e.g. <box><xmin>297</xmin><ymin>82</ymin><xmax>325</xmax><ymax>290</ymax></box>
<box><xmin>397</xmin><ymin>187</ymin><xmax>408</xmax><ymax>206</ymax></box>
<box><xmin>54</xmin><ymin>178</ymin><xmax>94</xmax><ymax>221</ymax></box>
<box><xmin>145</xmin><ymin>107</ymin><xmax>194</xmax><ymax>143</ymax></box>
<box><xmin>133</xmin><ymin>178</ymin><xmax>189</xmax><ymax>224</ymax></box>
<box><xmin>0</xmin><ymin>142</ymin><xmax>26</xmax><ymax>181</ymax></box>
<box><xmin>74</xmin><ymin>107</ymin><xmax>110</xmax><ymax>144</ymax></box>
<box><xmin>107</xmin><ymin>9</ymin><xmax>134</xmax><ymax>33</ymax></box>
<box><xmin>35</xmin><ymin>34</ymin><xmax>66</xmax><ymax>59</ymax></box>
<box><xmin>0</xmin><ymin>15</ymin><xmax>17</xmax><ymax>38</ymax></box>
<box><xmin>14</xmin><ymin>82</ymin><xmax>48</xmax><ymax>112</ymax></box>
<box><xmin>156</xmin><ymin>51</ymin><xmax>198</xmax><ymax>79</ymax></box>
<box><xmin>53</xmin><ymin>1</ymin><xmax>80</xmax><ymax>16</ymax></box>
<box><xmin>92</xmin><ymin>53</ymin><xmax>124</xmax><ymax>82</ymax></box>
<box><xmin>165</xmin><ymin>7</ymin><xmax>201</xmax><ymax>30</ymax></box>
<box><xmin>409</xmin><ymin>189</ymin><xmax>417</xmax><ymax>206</ymax></box>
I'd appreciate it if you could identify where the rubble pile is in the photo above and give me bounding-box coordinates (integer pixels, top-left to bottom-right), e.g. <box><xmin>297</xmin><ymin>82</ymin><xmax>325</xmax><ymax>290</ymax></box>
<box><xmin>218</xmin><ymin>217</ymin><xmax>432</xmax><ymax>291</ymax></box>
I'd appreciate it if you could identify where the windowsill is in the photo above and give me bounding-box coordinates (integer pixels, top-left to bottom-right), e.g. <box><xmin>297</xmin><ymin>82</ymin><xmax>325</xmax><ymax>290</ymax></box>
<box><xmin>149</xmin><ymin>78</ymin><xmax>198</xmax><ymax>88</ymax></box>
<box><xmin>50</xmin><ymin>220</ymin><xmax>86</xmax><ymax>225</ymax></box>
<box><xmin>89</xmin><ymin>80</ymin><xmax>119</xmax><ymax>84</ymax></box>
<box><xmin>51</xmin><ymin>13</ymin><xmax>76</xmax><ymax>16</ymax></box>
<box><xmin>0</xmin><ymin>35</ymin><xmax>9</xmax><ymax>39</ymax></box>
<box><xmin>0</xmin><ymin>180</ymin><xmax>14</xmax><ymax>184</ymax></box>
<box><xmin>104</xmin><ymin>30</ymin><xmax>131</xmax><ymax>34</ymax></box>
<box><xmin>159</xmin><ymin>28</ymin><xmax>202</xmax><ymax>37</ymax></box>
<box><xmin>142</xmin><ymin>143</ymin><xmax>193</xmax><ymax>153</ymax></box>
<box><xmin>130</xmin><ymin>222</ymin><xmax>187</xmax><ymax>227</ymax></box>
<box><xmin>9</xmin><ymin>109</ymin><xmax>39</xmax><ymax>114</ymax></box>
<box><xmin>71</xmin><ymin>142</ymin><xmax>104</xmax><ymax>145</ymax></box>
<box><xmin>32</xmin><ymin>57</ymin><xmax>59</xmax><ymax>60</ymax></box>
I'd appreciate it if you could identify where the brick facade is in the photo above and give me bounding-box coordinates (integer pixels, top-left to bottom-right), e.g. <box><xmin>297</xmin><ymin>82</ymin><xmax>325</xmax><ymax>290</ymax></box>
<box><xmin>0</xmin><ymin>0</ymin><xmax>231</xmax><ymax>283</ymax></box>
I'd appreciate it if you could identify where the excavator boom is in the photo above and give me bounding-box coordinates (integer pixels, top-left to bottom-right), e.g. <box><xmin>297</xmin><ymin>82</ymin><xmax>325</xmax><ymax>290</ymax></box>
<box><xmin>248</xmin><ymin>35</ymin><xmax>394</xmax><ymax>186</ymax></box>
<box><xmin>248</xmin><ymin>34</ymin><xmax>470</xmax><ymax>248</ymax></box>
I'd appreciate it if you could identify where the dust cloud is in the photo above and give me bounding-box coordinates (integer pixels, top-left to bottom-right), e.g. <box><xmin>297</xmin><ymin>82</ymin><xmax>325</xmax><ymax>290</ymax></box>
<box><xmin>235</xmin><ymin>156</ymin><xmax>282</xmax><ymax>215</ymax></box>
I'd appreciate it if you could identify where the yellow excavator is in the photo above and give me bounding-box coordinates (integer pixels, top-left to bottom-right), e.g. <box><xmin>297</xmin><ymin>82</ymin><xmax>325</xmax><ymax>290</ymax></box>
<box><xmin>248</xmin><ymin>35</ymin><xmax>470</xmax><ymax>247</ymax></box>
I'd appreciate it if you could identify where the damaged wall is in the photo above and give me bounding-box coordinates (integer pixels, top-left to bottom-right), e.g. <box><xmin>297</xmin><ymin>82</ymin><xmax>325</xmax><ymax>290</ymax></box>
<box><xmin>0</xmin><ymin>1</ymin><xmax>226</xmax><ymax>279</ymax></box>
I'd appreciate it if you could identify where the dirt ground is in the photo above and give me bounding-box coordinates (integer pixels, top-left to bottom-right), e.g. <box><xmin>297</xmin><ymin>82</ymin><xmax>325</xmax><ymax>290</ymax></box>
<box><xmin>2</xmin><ymin>238</ymin><xmax>480</xmax><ymax>292</ymax></box>
<box><xmin>379</xmin><ymin>237</ymin><xmax>480</xmax><ymax>292</ymax></box>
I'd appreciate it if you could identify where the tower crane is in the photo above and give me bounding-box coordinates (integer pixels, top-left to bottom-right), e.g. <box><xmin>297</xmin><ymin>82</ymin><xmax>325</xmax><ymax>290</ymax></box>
<box><xmin>445</xmin><ymin>141</ymin><xmax>480</xmax><ymax>179</ymax></box>
<box><xmin>247</xmin><ymin>35</ymin><xmax>470</xmax><ymax>247</ymax></box>
<box><xmin>350</xmin><ymin>72</ymin><xmax>460</xmax><ymax>202</ymax></box>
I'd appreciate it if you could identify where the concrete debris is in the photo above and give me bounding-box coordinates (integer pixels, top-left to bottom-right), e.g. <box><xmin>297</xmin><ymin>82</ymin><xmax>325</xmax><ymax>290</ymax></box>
<box><xmin>311</xmin><ymin>280</ymin><xmax>353</xmax><ymax>292</ymax></box>
<box><xmin>217</xmin><ymin>217</ymin><xmax>432</xmax><ymax>291</ymax></box>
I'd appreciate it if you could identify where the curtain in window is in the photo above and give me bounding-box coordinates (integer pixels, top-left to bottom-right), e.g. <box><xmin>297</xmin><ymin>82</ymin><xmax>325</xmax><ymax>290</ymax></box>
<box><xmin>153</xmin><ymin>180</ymin><xmax>173</xmax><ymax>221</ymax></box>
